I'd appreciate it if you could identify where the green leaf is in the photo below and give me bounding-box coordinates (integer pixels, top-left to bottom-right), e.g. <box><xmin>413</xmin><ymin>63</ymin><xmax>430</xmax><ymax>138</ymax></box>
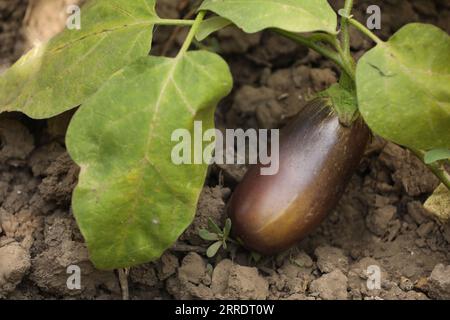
<box><xmin>206</xmin><ymin>263</ymin><xmax>214</xmax><ymax>274</ymax></box>
<box><xmin>66</xmin><ymin>51</ymin><xmax>232</xmax><ymax>269</ymax></box>
<box><xmin>356</xmin><ymin>23</ymin><xmax>450</xmax><ymax>150</ymax></box>
<box><xmin>196</xmin><ymin>16</ymin><xmax>232</xmax><ymax>41</ymax></box>
<box><xmin>318</xmin><ymin>83</ymin><xmax>358</xmax><ymax>126</ymax></box>
<box><xmin>223</xmin><ymin>218</ymin><xmax>232</xmax><ymax>239</ymax></box>
<box><xmin>424</xmin><ymin>149</ymin><xmax>450</xmax><ymax>164</ymax></box>
<box><xmin>0</xmin><ymin>0</ymin><xmax>159</xmax><ymax>119</ymax></box>
<box><xmin>207</xmin><ymin>241</ymin><xmax>223</xmax><ymax>258</ymax></box>
<box><xmin>199</xmin><ymin>0</ymin><xmax>337</xmax><ymax>34</ymax></box>
<box><xmin>199</xmin><ymin>229</ymin><xmax>220</xmax><ymax>241</ymax></box>
<box><xmin>207</xmin><ymin>217</ymin><xmax>222</xmax><ymax>235</ymax></box>
<box><xmin>337</xmin><ymin>8</ymin><xmax>352</xmax><ymax>19</ymax></box>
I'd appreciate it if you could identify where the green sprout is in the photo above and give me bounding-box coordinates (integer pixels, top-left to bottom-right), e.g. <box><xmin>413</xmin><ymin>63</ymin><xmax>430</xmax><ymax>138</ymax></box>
<box><xmin>199</xmin><ymin>218</ymin><xmax>238</xmax><ymax>258</ymax></box>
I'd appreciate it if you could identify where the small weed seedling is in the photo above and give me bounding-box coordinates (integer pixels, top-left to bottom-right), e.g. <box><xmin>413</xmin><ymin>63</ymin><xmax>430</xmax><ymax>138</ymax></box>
<box><xmin>199</xmin><ymin>218</ymin><xmax>238</xmax><ymax>258</ymax></box>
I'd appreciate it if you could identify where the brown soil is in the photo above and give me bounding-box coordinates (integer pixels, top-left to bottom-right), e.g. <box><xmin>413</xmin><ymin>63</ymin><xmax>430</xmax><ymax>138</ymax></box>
<box><xmin>1</xmin><ymin>0</ymin><xmax>450</xmax><ymax>300</ymax></box>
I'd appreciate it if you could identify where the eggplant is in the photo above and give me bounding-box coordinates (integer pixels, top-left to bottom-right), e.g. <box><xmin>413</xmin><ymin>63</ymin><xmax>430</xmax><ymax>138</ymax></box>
<box><xmin>228</xmin><ymin>99</ymin><xmax>370</xmax><ymax>255</ymax></box>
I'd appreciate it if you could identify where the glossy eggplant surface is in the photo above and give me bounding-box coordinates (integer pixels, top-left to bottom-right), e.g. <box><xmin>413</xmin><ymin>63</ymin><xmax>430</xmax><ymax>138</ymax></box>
<box><xmin>228</xmin><ymin>99</ymin><xmax>370</xmax><ymax>254</ymax></box>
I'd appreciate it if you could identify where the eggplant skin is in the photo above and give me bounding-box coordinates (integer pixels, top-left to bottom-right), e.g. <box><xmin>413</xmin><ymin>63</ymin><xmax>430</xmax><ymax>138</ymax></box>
<box><xmin>228</xmin><ymin>99</ymin><xmax>370</xmax><ymax>255</ymax></box>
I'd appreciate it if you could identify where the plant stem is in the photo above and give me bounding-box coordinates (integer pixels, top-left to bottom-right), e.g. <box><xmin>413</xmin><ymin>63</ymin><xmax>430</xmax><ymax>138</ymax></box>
<box><xmin>410</xmin><ymin>148</ymin><xmax>450</xmax><ymax>190</ymax></box>
<box><xmin>178</xmin><ymin>11</ymin><xmax>206</xmax><ymax>56</ymax></box>
<box><xmin>348</xmin><ymin>18</ymin><xmax>383</xmax><ymax>45</ymax></box>
<box><xmin>118</xmin><ymin>268</ymin><xmax>129</xmax><ymax>300</ymax></box>
<box><xmin>341</xmin><ymin>0</ymin><xmax>354</xmax><ymax>57</ymax></box>
<box><xmin>227</xmin><ymin>238</ymin><xmax>240</xmax><ymax>245</ymax></box>
<box><xmin>427</xmin><ymin>163</ymin><xmax>450</xmax><ymax>190</ymax></box>
<box><xmin>274</xmin><ymin>29</ymin><xmax>354</xmax><ymax>79</ymax></box>
<box><xmin>156</xmin><ymin>18</ymin><xmax>195</xmax><ymax>27</ymax></box>
<box><xmin>335</xmin><ymin>41</ymin><xmax>356</xmax><ymax>80</ymax></box>
<box><xmin>338</xmin><ymin>0</ymin><xmax>357</xmax><ymax>82</ymax></box>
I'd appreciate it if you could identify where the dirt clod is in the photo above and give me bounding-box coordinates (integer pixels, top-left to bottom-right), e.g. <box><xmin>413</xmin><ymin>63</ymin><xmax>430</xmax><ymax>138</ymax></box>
<box><xmin>379</xmin><ymin>143</ymin><xmax>439</xmax><ymax>196</ymax></box>
<box><xmin>226</xmin><ymin>265</ymin><xmax>269</xmax><ymax>300</ymax></box>
<box><xmin>210</xmin><ymin>259</ymin><xmax>269</xmax><ymax>299</ymax></box>
<box><xmin>428</xmin><ymin>264</ymin><xmax>450</xmax><ymax>299</ymax></box>
<box><xmin>347</xmin><ymin>257</ymin><xmax>385</xmax><ymax>299</ymax></box>
<box><xmin>0</xmin><ymin>241</ymin><xmax>30</xmax><ymax>298</ymax></box>
<box><xmin>178</xmin><ymin>253</ymin><xmax>206</xmax><ymax>285</ymax></box>
<box><xmin>157</xmin><ymin>252</ymin><xmax>179</xmax><ymax>281</ymax></box>
<box><xmin>130</xmin><ymin>263</ymin><xmax>158</xmax><ymax>288</ymax></box>
<box><xmin>407</xmin><ymin>201</ymin><xmax>430</xmax><ymax>225</ymax></box>
<box><xmin>217</xmin><ymin>27</ymin><xmax>261</xmax><ymax>55</ymax></box>
<box><xmin>28</xmin><ymin>212</ymin><xmax>119</xmax><ymax>297</ymax></box>
<box><xmin>211</xmin><ymin>259</ymin><xmax>233</xmax><ymax>296</ymax></box>
<box><xmin>416</xmin><ymin>222</ymin><xmax>435</xmax><ymax>239</ymax></box>
<box><xmin>366</xmin><ymin>205</ymin><xmax>397</xmax><ymax>237</ymax></box>
<box><xmin>315</xmin><ymin>246</ymin><xmax>349</xmax><ymax>273</ymax></box>
<box><xmin>28</xmin><ymin>142</ymin><xmax>65</xmax><ymax>177</ymax></box>
<box><xmin>233</xmin><ymin>85</ymin><xmax>277</xmax><ymax>115</ymax></box>
<box><xmin>0</xmin><ymin>118</ymin><xmax>34</xmax><ymax>166</ymax></box>
<box><xmin>38</xmin><ymin>153</ymin><xmax>79</xmax><ymax>205</ymax></box>
<box><xmin>30</xmin><ymin>239</ymin><xmax>119</xmax><ymax>297</ymax></box>
<box><xmin>309</xmin><ymin>269</ymin><xmax>348</xmax><ymax>300</ymax></box>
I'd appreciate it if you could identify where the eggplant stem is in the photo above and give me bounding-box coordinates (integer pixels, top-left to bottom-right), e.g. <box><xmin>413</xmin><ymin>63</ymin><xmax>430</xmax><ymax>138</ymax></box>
<box><xmin>178</xmin><ymin>11</ymin><xmax>206</xmax><ymax>56</ymax></box>
<box><xmin>348</xmin><ymin>18</ymin><xmax>383</xmax><ymax>45</ymax></box>
<box><xmin>427</xmin><ymin>163</ymin><xmax>450</xmax><ymax>190</ymax></box>
<box><xmin>410</xmin><ymin>148</ymin><xmax>450</xmax><ymax>190</ymax></box>
<box><xmin>273</xmin><ymin>29</ymin><xmax>355</xmax><ymax>80</ymax></box>
<box><xmin>338</xmin><ymin>0</ymin><xmax>357</xmax><ymax>80</ymax></box>
<box><xmin>334</xmin><ymin>41</ymin><xmax>356</xmax><ymax>82</ymax></box>
<box><xmin>341</xmin><ymin>0</ymin><xmax>354</xmax><ymax>57</ymax></box>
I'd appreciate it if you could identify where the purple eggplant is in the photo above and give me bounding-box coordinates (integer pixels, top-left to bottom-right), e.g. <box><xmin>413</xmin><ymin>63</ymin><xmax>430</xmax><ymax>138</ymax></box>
<box><xmin>228</xmin><ymin>98</ymin><xmax>370</xmax><ymax>255</ymax></box>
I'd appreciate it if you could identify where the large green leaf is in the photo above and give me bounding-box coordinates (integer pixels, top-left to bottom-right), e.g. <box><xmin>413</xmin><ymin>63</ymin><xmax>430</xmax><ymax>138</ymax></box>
<box><xmin>356</xmin><ymin>23</ymin><xmax>450</xmax><ymax>150</ymax></box>
<box><xmin>66</xmin><ymin>51</ymin><xmax>232</xmax><ymax>269</ymax></box>
<box><xmin>199</xmin><ymin>0</ymin><xmax>337</xmax><ymax>34</ymax></box>
<box><xmin>0</xmin><ymin>0</ymin><xmax>159</xmax><ymax>119</ymax></box>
